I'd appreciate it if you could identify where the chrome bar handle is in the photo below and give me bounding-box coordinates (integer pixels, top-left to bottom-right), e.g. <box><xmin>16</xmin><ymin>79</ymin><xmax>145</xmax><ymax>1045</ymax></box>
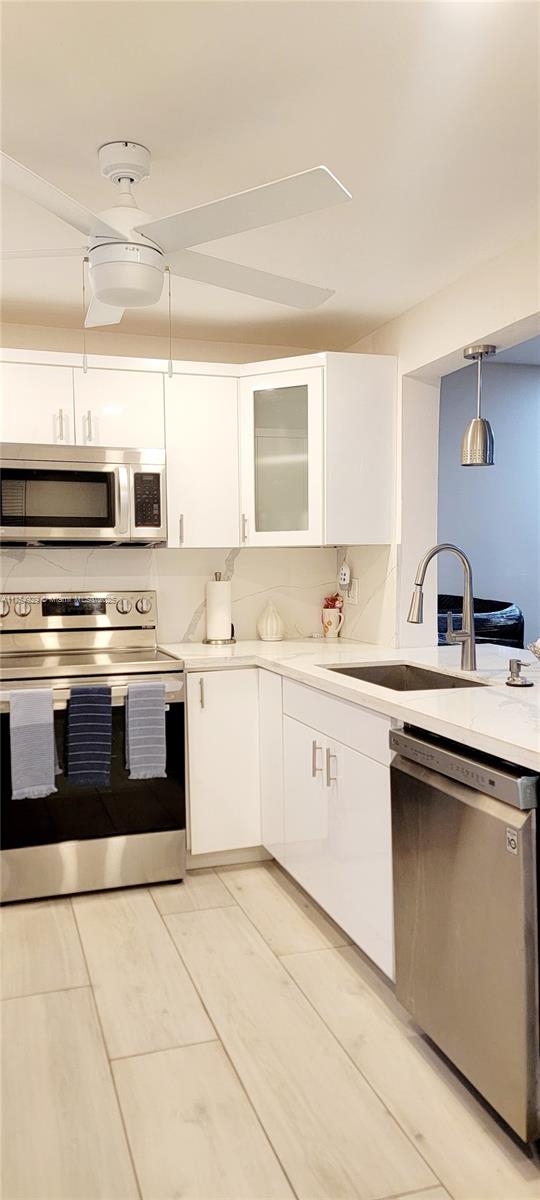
<box><xmin>241</xmin><ymin>513</ymin><xmax>248</xmax><ymax>544</ymax></box>
<box><xmin>116</xmin><ymin>466</ymin><xmax>130</xmax><ymax>535</ymax></box>
<box><xmin>57</xmin><ymin>408</ymin><xmax>65</xmax><ymax>442</ymax></box>
<box><xmin>325</xmin><ymin>747</ymin><xmax>337</xmax><ymax>787</ymax></box>
<box><xmin>86</xmin><ymin>409</ymin><xmax>93</xmax><ymax>442</ymax></box>
<box><xmin>179</xmin><ymin>514</ymin><xmax>184</xmax><ymax>545</ymax></box>
<box><xmin>199</xmin><ymin>677</ymin><xmax>205</xmax><ymax>709</ymax></box>
<box><xmin>311</xmin><ymin>740</ymin><xmax>322</xmax><ymax>777</ymax></box>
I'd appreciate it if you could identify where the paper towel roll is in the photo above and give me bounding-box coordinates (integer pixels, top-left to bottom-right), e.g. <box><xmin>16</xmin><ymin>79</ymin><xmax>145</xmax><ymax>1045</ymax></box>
<box><xmin>206</xmin><ymin>579</ymin><xmax>232</xmax><ymax>641</ymax></box>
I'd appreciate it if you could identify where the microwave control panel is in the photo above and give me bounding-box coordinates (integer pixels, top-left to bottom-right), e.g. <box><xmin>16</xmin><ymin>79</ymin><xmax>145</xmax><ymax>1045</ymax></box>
<box><xmin>133</xmin><ymin>473</ymin><xmax>161</xmax><ymax>527</ymax></box>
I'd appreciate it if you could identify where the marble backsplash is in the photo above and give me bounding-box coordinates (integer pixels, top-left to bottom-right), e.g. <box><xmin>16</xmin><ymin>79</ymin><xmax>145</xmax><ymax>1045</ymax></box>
<box><xmin>339</xmin><ymin>545</ymin><xmax>399</xmax><ymax>647</ymax></box>
<box><xmin>0</xmin><ymin>545</ymin><xmax>339</xmax><ymax>643</ymax></box>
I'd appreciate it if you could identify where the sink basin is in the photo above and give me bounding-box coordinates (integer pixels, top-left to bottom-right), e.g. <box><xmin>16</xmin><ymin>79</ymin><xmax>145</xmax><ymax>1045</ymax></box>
<box><xmin>326</xmin><ymin>663</ymin><xmax>487</xmax><ymax>691</ymax></box>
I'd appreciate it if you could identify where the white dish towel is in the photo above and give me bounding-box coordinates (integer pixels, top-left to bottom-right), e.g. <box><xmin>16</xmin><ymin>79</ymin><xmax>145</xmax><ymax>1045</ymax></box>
<box><xmin>10</xmin><ymin>688</ymin><xmax>58</xmax><ymax>800</ymax></box>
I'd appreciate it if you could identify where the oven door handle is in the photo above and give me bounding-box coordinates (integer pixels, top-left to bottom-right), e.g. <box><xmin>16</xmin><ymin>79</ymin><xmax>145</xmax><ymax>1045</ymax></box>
<box><xmin>0</xmin><ymin>678</ymin><xmax>184</xmax><ymax>714</ymax></box>
<box><xmin>116</xmin><ymin>466</ymin><xmax>130</xmax><ymax>536</ymax></box>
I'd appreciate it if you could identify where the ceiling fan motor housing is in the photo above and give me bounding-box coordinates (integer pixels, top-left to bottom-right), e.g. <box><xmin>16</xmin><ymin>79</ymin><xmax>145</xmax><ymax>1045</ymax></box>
<box><xmin>88</xmin><ymin>242</ymin><xmax>164</xmax><ymax>307</ymax></box>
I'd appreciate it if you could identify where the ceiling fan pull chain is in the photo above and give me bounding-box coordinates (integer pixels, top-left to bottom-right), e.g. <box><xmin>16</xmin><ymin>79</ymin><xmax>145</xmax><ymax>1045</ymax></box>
<box><xmin>167</xmin><ymin>267</ymin><xmax>173</xmax><ymax>379</ymax></box>
<box><xmin>81</xmin><ymin>257</ymin><xmax>89</xmax><ymax>373</ymax></box>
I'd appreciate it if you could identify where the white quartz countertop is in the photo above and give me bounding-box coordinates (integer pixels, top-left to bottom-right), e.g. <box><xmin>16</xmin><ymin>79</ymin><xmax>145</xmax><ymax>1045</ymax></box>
<box><xmin>159</xmin><ymin>638</ymin><xmax>540</xmax><ymax>772</ymax></box>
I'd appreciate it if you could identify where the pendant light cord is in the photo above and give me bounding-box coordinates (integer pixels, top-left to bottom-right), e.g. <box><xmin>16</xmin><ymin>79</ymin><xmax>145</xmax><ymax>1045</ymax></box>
<box><xmin>476</xmin><ymin>353</ymin><xmax>482</xmax><ymax>419</ymax></box>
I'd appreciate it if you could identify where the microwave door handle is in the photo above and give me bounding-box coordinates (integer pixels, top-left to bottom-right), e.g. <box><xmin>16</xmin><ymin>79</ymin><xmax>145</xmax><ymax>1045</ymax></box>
<box><xmin>116</xmin><ymin>466</ymin><xmax>130</xmax><ymax>535</ymax></box>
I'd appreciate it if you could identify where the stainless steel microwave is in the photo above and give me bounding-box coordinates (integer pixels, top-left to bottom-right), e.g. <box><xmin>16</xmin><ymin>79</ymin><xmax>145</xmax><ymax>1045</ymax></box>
<box><xmin>0</xmin><ymin>444</ymin><xmax>167</xmax><ymax>545</ymax></box>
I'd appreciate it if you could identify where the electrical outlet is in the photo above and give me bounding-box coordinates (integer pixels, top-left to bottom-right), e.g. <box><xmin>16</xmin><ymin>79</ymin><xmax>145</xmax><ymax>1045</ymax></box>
<box><xmin>346</xmin><ymin>578</ymin><xmax>359</xmax><ymax>605</ymax></box>
<box><xmin>338</xmin><ymin>562</ymin><xmax>351</xmax><ymax>590</ymax></box>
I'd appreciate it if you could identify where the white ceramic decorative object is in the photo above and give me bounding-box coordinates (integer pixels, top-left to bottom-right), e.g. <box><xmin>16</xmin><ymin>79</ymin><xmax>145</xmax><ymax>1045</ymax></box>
<box><xmin>322</xmin><ymin>608</ymin><xmax>344</xmax><ymax>638</ymax></box>
<box><xmin>257</xmin><ymin>600</ymin><xmax>285</xmax><ymax>642</ymax></box>
<box><xmin>527</xmin><ymin>639</ymin><xmax>540</xmax><ymax>661</ymax></box>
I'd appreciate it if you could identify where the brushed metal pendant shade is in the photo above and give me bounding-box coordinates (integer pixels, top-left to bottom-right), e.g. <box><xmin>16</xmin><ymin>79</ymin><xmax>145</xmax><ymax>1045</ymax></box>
<box><xmin>461</xmin><ymin>344</ymin><xmax>496</xmax><ymax>466</ymax></box>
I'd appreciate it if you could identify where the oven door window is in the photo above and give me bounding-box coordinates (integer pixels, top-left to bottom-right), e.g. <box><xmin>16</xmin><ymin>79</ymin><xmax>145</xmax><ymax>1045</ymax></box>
<box><xmin>1</xmin><ymin>705</ymin><xmax>185</xmax><ymax>847</ymax></box>
<box><xmin>0</xmin><ymin>468</ymin><xmax>116</xmax><ymax>528</ymax></box>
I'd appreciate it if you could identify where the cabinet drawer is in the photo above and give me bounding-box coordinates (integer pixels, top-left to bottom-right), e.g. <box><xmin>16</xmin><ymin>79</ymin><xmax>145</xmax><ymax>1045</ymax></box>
<box><xmin>282</xmin><ymin>679</ymin><xmax>391</xmax><ymax>765</ymax></box>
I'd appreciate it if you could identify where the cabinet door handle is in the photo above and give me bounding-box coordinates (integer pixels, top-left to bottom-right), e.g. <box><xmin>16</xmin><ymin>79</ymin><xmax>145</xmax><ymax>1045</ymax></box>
<box><xmin>179</xmin><ymin>514</ymin><xmax>184</xmax><ymax>545</ymax></box>
<box><xmin>311</xmin><ymin>739</ymin><xmax>323</xmax><ymax>777</ymax></box>
<box><xmin>325</xmin><ymin>747</ymin><xmax>337</xmax><ymax>787</ymax></box>
<box><xmin>199</xmin><ymin>677</ymin><xmax>205</xmax><ymax>709</ymax></box>
<box><xmin>57</xmin><ymin>408</ymin><xmax>64</xmax><ymax>442</ymax></box>
<box><xmin>86</xmin><ymin>409</ymin><xmax>93</xmax><ymax>442</ymax></box>
<box><xmin>241</xmin><ymin>513</ymin><xmax>248</xmax><ymax>544</ymax></box>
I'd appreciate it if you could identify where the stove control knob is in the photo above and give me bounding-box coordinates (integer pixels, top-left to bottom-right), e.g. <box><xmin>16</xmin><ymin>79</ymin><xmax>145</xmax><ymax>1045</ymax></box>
<box><xmin>0</xmin><ymin>597</ymin><xmax>10</xmax><ymax>617</ymax></box>
<box><xmin>116</xmin><ymin>598</ymin><xmax>133</xmax><ymax>615</ymax></box>
<box><xmin>136</xmin><ymin>597</ymin><xmax>152</xmax><ymax>615</ymax></box>
<box><xmin>14</xmin><ymin>599</ymin><xmax>31</xmax><ymax>617</ymax></box>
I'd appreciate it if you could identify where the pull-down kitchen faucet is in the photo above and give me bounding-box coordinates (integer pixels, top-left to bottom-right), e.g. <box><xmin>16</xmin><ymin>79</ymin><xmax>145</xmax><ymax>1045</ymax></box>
<box><xmin>407</xmin><ymin>543</ymin><xmax>477</xmax><ymax>670</ymax></box>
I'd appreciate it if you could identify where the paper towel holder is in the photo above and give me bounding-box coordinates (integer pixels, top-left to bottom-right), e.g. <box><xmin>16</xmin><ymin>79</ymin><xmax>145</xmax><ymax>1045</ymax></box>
<box><xmin>203</xmin><ymin>572</ymin><xmax>237</xmax><ymax>645</ymax></box>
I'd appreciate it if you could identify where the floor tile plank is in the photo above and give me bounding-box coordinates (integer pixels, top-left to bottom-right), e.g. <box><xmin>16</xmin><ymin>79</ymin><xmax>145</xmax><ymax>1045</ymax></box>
<box><xmin>283</xmin><ymin>945</ymin><xmax>540</xmax><ymax>1199</ymax></box>
<box><xmin>218</xmin><ymin>863</ymin><xmax>349</xmax><ymax>955</ymax></box>
<box><xmin>394</xmin><ymin>1191</ymin><xmax>450</xmax><ymax>1200</ymax></box>
<box><xmin>114</xmin><ymin>1041</ymin><xmax>293</xmax><ymax>1199</ymax></box>
<box><xmin>166</xmin><ymin>905</ymin><xmax>435</xmax><ymax>1200</ymax></box>
<box><xmin>150</xmin><ymin>867</ymin><xmax>236</xmax><ymax>915</ymax></box>
<box><xmin>1</xmin><ymin>988</ymin><xmax>138</xmax><ymax>1199</ymax></box>
<box><xmin>73</xmin><ymin>888</ymin><xmax>215</xmax><ymax>1058</ymax></box>
<box><xmin>1</xmin><ymin>898</ymin><xmax>88</xmax><ymax>999</ymax></box>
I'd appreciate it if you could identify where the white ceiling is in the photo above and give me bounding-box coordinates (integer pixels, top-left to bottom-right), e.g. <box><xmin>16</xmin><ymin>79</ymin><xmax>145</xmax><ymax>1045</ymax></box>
<box><xmin>1</xmin><ymin>1</ymin><xmax>538</xmax><ymax>349</ymax></box>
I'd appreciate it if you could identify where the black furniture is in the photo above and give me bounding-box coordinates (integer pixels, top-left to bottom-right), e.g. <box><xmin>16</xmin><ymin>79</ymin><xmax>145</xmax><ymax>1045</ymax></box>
<box><xmin>438</xmin><ymin>595</ymin><xmax>524</xmax><ymax>649</ymax></box>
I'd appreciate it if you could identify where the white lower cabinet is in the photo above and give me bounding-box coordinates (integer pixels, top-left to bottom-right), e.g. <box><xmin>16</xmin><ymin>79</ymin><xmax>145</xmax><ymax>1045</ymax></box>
<box><xmin>259</xmin><ymin>670</ymin><xmax>285</xmax><ymax>864</ymax></box>
<box><xmin>187</xmin><ymin>669</ymin><xmax>261</xmax><ymax>855</ymax></box>
<box><xmin>283</xmin><ymin>712</ymin><xmax>394</xmax><ymax>979</ymax></box>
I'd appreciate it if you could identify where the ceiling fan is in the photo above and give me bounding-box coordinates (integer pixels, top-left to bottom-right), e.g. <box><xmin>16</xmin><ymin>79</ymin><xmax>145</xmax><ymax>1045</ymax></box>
<box><xmin>0</xmin><ymin>141</ymin><xmax>352</xmax><ymax>328</ymax></box>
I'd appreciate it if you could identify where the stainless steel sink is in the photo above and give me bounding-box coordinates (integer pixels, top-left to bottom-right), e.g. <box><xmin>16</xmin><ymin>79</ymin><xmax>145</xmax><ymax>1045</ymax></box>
<box><xmin>326</xmin><ymin>663</ymin><xmax>487</xmax><ymax>691</ymax></box>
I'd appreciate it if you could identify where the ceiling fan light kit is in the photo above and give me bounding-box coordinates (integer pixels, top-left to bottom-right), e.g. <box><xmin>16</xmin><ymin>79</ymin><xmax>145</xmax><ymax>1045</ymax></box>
<box><xmin>1</xmin><ymin>141</ymin><xmax>352</xmax><ymax>328</ymax></box>
<box><xmin>88</xmin><ymin>242</ymin><xmax>164</xmax><ymax>309</ymax></box>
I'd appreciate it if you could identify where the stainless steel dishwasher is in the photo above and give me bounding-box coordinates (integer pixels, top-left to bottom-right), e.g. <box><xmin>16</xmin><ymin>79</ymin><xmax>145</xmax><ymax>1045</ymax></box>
<box><xmin>390</xmin><ymin>727</ymin><xmax>540</xmax><ymax>1142</ymax></box>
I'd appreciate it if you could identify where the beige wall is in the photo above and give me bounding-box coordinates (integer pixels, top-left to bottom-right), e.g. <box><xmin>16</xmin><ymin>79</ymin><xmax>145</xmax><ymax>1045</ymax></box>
<box><xmin>0</xmin><ymin>321</ymin><xmax>310</xmax><ymax>365</ymax></box>
<box><xmin>346</xmin><ymin>230</ymin><xmax>539</xmax><ymax>648</ymax></box>
<box><xmin>349</xmin><ymin>233</ymin><xmax>539</xmax><ymax>381</ymax></box>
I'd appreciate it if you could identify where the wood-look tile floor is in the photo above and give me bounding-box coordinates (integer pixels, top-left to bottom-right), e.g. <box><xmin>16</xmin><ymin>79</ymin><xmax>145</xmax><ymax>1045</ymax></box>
<box><xmin>2</xmin><ymin>863</ymin><xmax>540</xmax><ymax>1200</ymax></box>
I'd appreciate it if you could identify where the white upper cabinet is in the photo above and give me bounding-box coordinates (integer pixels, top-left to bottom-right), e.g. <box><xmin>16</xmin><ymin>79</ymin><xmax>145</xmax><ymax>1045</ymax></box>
<box><xmin>165</xmin><ymin>375</ymin><xmax>240</xmax><ymax>548</ymax></box>
<box><xmin>240</xmin><ymin>353</ymin><xmax>396</xmax><ymax>546</ymax></box>
<box><xmin>239</xmin><ymin>367</ymin><xmax>323</xmax><ymax>546</ymax></box>
<box><xmin>0</xmin><ymin>363</ymin><xmax>74</xmax><ymax>445</ymax></box>
<box><xmin>73</xmin><ymin>368</ymin><xmax>165</xmax><ymax>449</ymax></box>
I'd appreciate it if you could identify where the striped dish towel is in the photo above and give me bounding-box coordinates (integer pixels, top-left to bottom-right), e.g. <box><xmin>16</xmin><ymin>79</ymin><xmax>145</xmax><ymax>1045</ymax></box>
<box><xmin>9</xmin><ymin>688</ymin><xmax>58</xmax><ymax>800</ymax></box>
<box><xmin>125</xmin><ymin>681</ymin><xmax>167</xmax><ymax>780</ymax></box>
<box><xmin>65</xmin><ymin>685</ymin><xmax>112</xmax><ymax>787</ymax></box>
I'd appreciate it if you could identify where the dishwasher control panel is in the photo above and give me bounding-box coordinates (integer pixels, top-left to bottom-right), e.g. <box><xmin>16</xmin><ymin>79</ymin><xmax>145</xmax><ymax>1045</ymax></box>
<box><xmin>390</xmin><ymin>728</ymin><xmax>539</xmax><ymax>810</ymax></box>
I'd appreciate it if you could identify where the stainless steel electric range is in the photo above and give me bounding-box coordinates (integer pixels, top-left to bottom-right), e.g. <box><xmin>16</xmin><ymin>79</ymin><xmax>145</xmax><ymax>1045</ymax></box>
<box><xmin>0</xmin><ymin>590</ymin><xmax>186</xmax><ymax>902</ymax></box>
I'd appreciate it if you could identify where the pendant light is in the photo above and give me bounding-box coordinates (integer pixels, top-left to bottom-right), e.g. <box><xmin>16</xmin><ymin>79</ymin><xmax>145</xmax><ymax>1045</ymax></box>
<box><xmin>461</xmin><ymin>344</ymin><xmax>496</xmax><ymax>465</ymax></box>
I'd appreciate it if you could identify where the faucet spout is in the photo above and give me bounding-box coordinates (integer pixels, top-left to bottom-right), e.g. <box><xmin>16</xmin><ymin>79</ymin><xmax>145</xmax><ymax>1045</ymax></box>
<box><xmin>407</xmin><ymin>543</ymin><xmax>477</xmax><ymax>671</ymax></box>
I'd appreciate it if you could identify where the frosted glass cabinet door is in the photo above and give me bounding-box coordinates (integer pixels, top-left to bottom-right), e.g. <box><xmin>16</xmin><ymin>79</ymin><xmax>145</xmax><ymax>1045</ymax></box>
<box><xmin>239</xmin><ymin>368</ymin><xmax>323</xmax><ymax>545</ymax></box>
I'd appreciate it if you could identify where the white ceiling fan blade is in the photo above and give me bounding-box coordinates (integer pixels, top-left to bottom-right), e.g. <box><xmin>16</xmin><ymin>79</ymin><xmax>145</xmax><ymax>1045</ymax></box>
<box><xmin>0</xmin><ymin>246</ymin><xmax>86</xmax><ymax>260</ymax></box>
<box><xmin>168</xmin><ymin>248</ymin><xmax>333</xmax><ymax>309</ymax></box>
<box><xmin>84</xmin><ymin>296</ymin><xmax>125</xmax><ymax>328</ymax></box>
<box><xmin>1</xmin><ymin>152</ymin><xmax>124</xmax><ymax>240</ymax></box>
<box><xmin>135</xmin><ymin>166</ymin><xmax>352</xmax><ymax>252</ymax></box>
